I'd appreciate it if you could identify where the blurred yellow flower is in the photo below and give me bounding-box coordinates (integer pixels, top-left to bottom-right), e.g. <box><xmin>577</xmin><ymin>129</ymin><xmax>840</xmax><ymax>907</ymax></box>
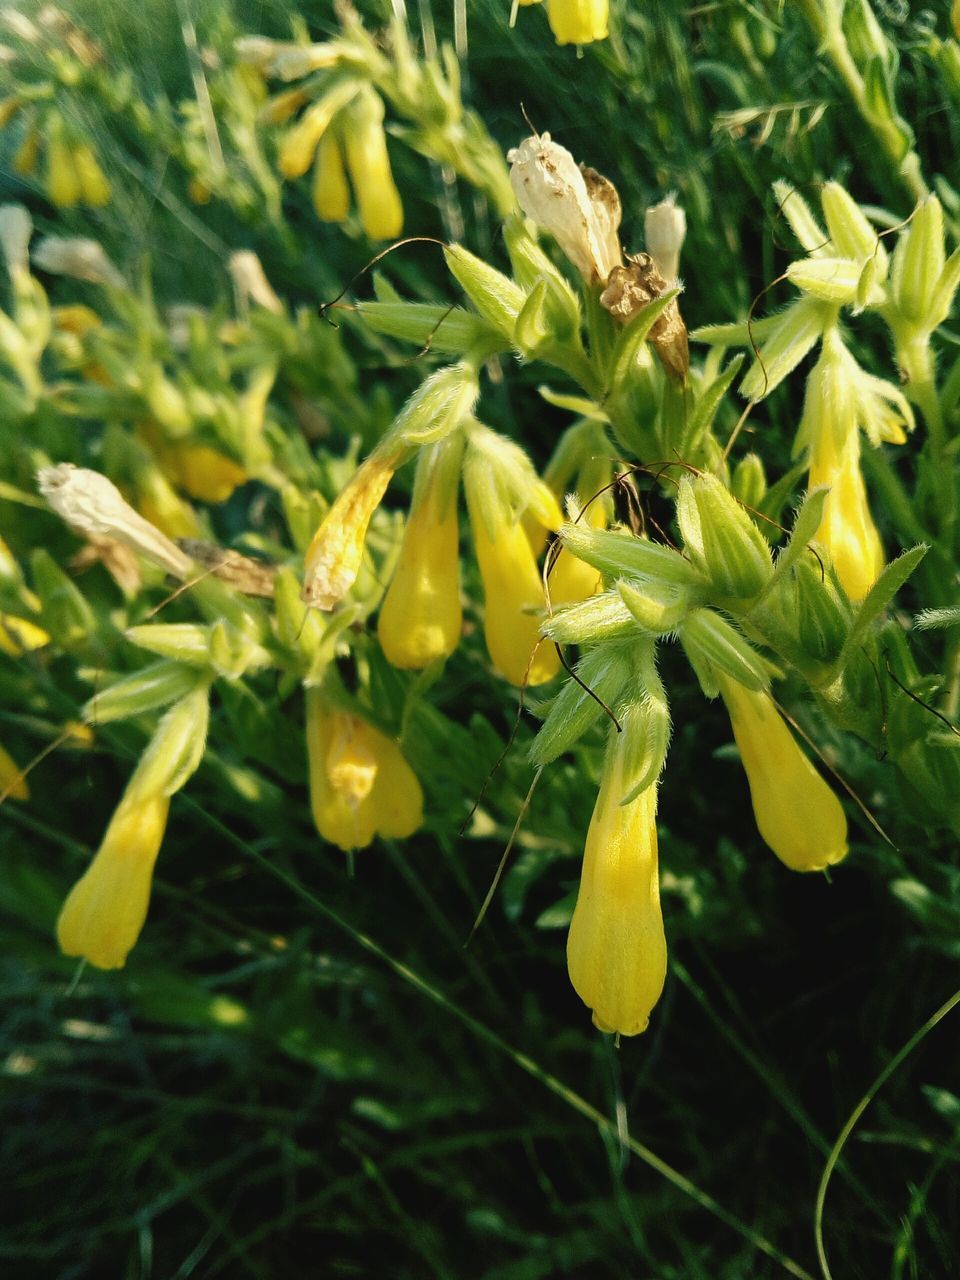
<box><xmin>341</xmin><ymin>87</ymin><xmax>403</xmax><ymax>241</ymax></box>
<box><xmin>718</xmin><ymin>674</ymin><xmax>848</xmax><ymax>872</ymax></box>
<box><xmin>305</xmin><ymin>691</ymin><xmax>423</xmax><ymax>851</ymax></box>
<box><xmin>0</xmin><ymin>743</ymin><xmax>29</xmax><ymax>802</ymax></box>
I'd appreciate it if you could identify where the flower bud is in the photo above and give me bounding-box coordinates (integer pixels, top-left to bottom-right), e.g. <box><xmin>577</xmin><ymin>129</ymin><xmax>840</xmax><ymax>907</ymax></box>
<box><xmin>791</xmin><ymin>555</ymin><xmax>849</xmax><ymax>665</ymax></box>
<box><xmin>889</xmin><ymin>195</ymin><xmax>945</xmax><ymax>330</ymax></box>
<box><xmin>540</xmin><ymin>590</ymin><xmax>636</xmax><ymax>645</ymax></box>
<box><xmin>676</xmin><ymin>474</ymin><xmax>772</xmax><ymax>598</ymax></box>
<box><xmin>444</xmin><ymin>244</ymin><xmax>526</xmax><ymax>340</ymax></box>
<box><xmin>378</xmin><ymin>436</ymin><xmax>463</xmax><ymax>669</ymax></box>
<box><xmin>820</xmin><ymin>182</ymin><xmax>887</xmax><ymax>273</ymax></box>
<box><xmin>567</xmin><ymin>709</ymin><xmax>667</xmax><ymax>1036</ymax></box>
<box><xmin>57</xmin><ymin>683</ymin><xmax>210</xmax><ymax>968</ymax></box>
<box><xmin>644</xmin><ymin>194</ymin><xmax>686</xmax><ymax>282</ymax></box>
<box><xmin>679</xmin><ymin>607</ymin><xmax>772</xmax><ymax>695</ymax></box>
<box><xmin>617</xmin><ymin>578</ymin><xmax>690</xmax><ymax>633</ymax></box>
<box><xmin>559</xmin><ymin>523</ymin><xmax>703</xmax><ymax>587</ymax></box>
<box><xmin>717</xmin><ymin>674</ymin><xmax>847</xmax><ymax>872</ymax></box>
<box><xmin>82</xmin><ymin>660</ymin><xmax>202</xmax><ymax>724</ymax></box>
<box><xmin>731</xmin><ymin>452</ymin><xmax>766</xmax><ymax>510</ymax></box>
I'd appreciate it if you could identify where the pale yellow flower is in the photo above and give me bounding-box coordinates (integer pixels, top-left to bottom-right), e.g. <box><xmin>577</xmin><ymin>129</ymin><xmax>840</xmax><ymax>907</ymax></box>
<box><xmin>378</xmin><ymin>441</ymin><xmax>462</xmax><ymax>669</ymax></box>
<box><xmin>718</xmin><ymin>674</ymin><xmax>848</xmax><ymax>872</ymax></box>
<box><xmin>567</xmin><ymin>747</ymin><xmax>667</xmax><ymax>1036</ymax></box>
<box><xmin>305</xmin><ymin>691</ymin><xmax>423</xmax><ymax>851</ymax></box>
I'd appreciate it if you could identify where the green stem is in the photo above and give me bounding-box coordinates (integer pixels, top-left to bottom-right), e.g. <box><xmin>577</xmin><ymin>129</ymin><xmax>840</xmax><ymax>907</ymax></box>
<box><xmin>795</xmin><ymin>0</ymin><xmax>927</xmax><ymax>203</ymax></box>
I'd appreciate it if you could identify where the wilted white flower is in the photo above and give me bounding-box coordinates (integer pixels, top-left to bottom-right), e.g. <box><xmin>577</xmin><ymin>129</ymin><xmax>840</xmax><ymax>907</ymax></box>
<box><xmin>644</xmin><ymin>194</ymin><xmax>686</xmax><ymax>283</ymax></box>
<box><xmin>0</xmin><ymin>204</ymin><xmax>31</xmax><ymax>276</ymax></box>
<box><xmin>228</xmin><ymin>250</ymin><xmax>283</xmax><ymax>315</ymax></box>
<box><xmin>38</xmin><ymin>464</ymin><xmax>192</xmax><ymax>579</ymax></box>
<box><xmin>508</xmin><ymin>133</ymin><xmax>622</xmax><ymax>284</ymax></box>
<box><xmin>32</xmin><ymin>236</ymin><xmax>124</xmax><ymax>288</ymax></box>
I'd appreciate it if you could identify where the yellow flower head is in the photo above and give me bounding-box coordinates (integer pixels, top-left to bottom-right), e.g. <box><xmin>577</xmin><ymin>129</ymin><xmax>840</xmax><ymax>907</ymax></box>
<box><xmin>567</xmin><ymin>731</ymin><xmax>667</xmax><ymax>1037</ymax></box>
<box><xmin>378</xmin><ymin>438</ymin><xmax>463</xmax><ymax>670</ymax></box>
<box><xmin>305</xmin><ymin>691</ymin><xmax>423</xmax><ymax>852</ymax></box>
<box><xmin>718</xmin><ymin>675</ymin><xmax>848</xmax><ymax>872</ymax></box>
<box><xmin>72</xmin><ymin>142</ymin><xmax>111</xmax><ymax>207</ymax></box>
<box><xmin>56</xmin><ymin>793</ymin><xmax>170</xmax><ymax>970</ymax></box>
<box><xmin>302</xmin><ymin>446</ymin><xmax>401</xmax><ymax>611</ymax></box>
<box><xmin>547</xmin><ymin>0</ymin><xmax>609</xmax><ymax>45</ymax></box>
<box><xmin>341</xmin><ymin>87</ymin><xmax>403</xmax><ymax>241</ymax></box>
<box><xmin>464</xmin><ymin>446</ymin><xmax>559</xmax><ymax>688</ymax></box>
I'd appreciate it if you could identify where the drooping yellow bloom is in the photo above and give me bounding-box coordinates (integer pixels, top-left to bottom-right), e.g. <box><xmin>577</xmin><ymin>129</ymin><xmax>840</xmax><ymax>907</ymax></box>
<box><xmin>56</xmin><ymin>684</ymin><xmax>210</xmax><ymax>969</ymax></box>
<box><xmin>302</xmin><ymin>446</ymin><xmax>402</xmax><ymax>610</ymax></box>
<box><xmin>718</xmin><ymin>674</ymin><xmax>848</xmax><ymax>872</ymax></box>
<box><xmin>13</xmin><ymin>128</ymin><xmax>40</xmax><ymax>176</ymax></box>
<box><xmin>465</xmin><ymin>486</ymin><xmax>559</xmax><ymax>687</ymax></box>
<box><xmin>305</xmin><ymin>690</ymin><xmax>423</xmax><ymax>852</ymax></box>
<box><xmin>72</xmin><ymin>142</ymin><xmax>111</xmax><ymax>207</ymax></box>
<box><xmin>341</xmin><ymin>87</ymin><xmax>403</xmax><ymax>241</ymax></box>
<box><xmin>0</xmin><ymin>743</ymin><xmax>29</xmax><ymax>802</ymax></box>
<box><xmin>46</xmin><ymin>129</ymin><xmax>81</xmax><ymax>209</ymax></box>
<box><xmin>57</xmin><ymin>793</ymin><xmax>170</xmax><ymax>969</ymax></box>
<box><xmin>277</xmin><ymin>81</ymin><xmax>357</xmax><ymax>179</ymax></box>
<box><xmin>547</xmin><ymin>499</ymin><xmax>606</xmax><ymax>607</ymax></box>
<box><xmin>547</xmin><ymin>0</ymin><xmax>609</xmax><ymax>45</ymax></box>
<box><xmin>808</xmin><ymin>428</ymin><xmax>883</xmax><ymax>605</ymax></box>
<box><xmin>312</xmin><ymin>129</ymin><xmax>351</xmax><ymax>223</ymax></box>
<box><xmin>378</xmin><ymin>439</ymin><xmax>462</xmax><ymax>669</ymax></box>
<box><xmin>0</xmin><ymin>612</ymin><xmax>49</xmax><ymax>658</ymax></box>
<box><xmin>567</xmin><ymin>741</ymin><xmax>667</xmax><ymax>1037</ymax></box>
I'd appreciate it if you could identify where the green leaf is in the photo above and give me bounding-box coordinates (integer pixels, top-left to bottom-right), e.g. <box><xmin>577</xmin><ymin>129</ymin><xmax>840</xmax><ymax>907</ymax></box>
<box><xmin>837</xmin><ymin>544</ymin><xmax>928</xmax><ymax>669</ymax></box>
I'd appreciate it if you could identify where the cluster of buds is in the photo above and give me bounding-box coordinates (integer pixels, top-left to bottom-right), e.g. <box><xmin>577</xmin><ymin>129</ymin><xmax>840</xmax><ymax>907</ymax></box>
<box><xmin>694</xmin><ymin>180</ymin><xmax>958</xmax><ymax>601</ymax></box>
<box><xmin>532</xmin><ymin>471</ymin><xmax>855</xmax><ymax>1034</ymax></box>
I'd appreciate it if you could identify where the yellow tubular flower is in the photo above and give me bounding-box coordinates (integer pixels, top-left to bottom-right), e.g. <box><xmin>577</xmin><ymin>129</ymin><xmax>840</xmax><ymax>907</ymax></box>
<box><xmin>718</xmin><ymin>675</ymin><xmax>848</xmax><ymax>872</ymax></box>
<box><xmin>0</xmin><ymin>743</ymin><xmax>29</xmax><ymax>802</ymax></box>
<box><xmin>72</xmin><ymin>142</ymin><xmax>111</xmax><ymax>207</ymax></box>
<box><xmin>547</xmin><ymin>500</ymin><xmax>606</xmax><ymax>607</ymax></box>
<box><xmin>305</xmin><ymin>690</ymin><xmax>423</xmax><ymax>852</ymax></box>
<box><xmin>56</xmin><ymin>684</ymin><xmax>209</xmax><ymax>969</ymax></box>
<box><xmin>302</xmin><ymin>446</ymin><xmax>402</xmax><ymax>610</ymax></box>
<box><xmin>342</xmin><ymin>88</ymin><xmax>403</xmax><ymax>241</ymax></box>
<box><xmin>378</xmin><ymin>439</ymin><xmax>463</xmax><ymax>670</ymax></box>
<box><xmin>567</xmin><ymin>746</ymin><xmax>667</xmax><ymax>1037</ymax></box>
<box><xmin>277</xmin><ymin>81</ymin><xmax>357</xmax><ymax>179</ymax></box>
<box><xmin>57</xmin><ymin>794</ymin><xmax>170</xmax><ymax>969</ymax></box>
<box><xmin>808</xmin><ymin>431</ymin><xmax>883</xmax><ymax>604</ymax></box>
<box><xmin>547</xmin><ymin>0</ymin><xmax>609</xmax><ymax>45</ymax></box>
<box><xmin>313</xmin><ymin>129</ymin><xmax>351</xmax><ymax>223</ymax></box>
<box><xmin>466</xmin><ymin>493</ymin><xmax>559</xmax><ymax>687</ymax></box>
